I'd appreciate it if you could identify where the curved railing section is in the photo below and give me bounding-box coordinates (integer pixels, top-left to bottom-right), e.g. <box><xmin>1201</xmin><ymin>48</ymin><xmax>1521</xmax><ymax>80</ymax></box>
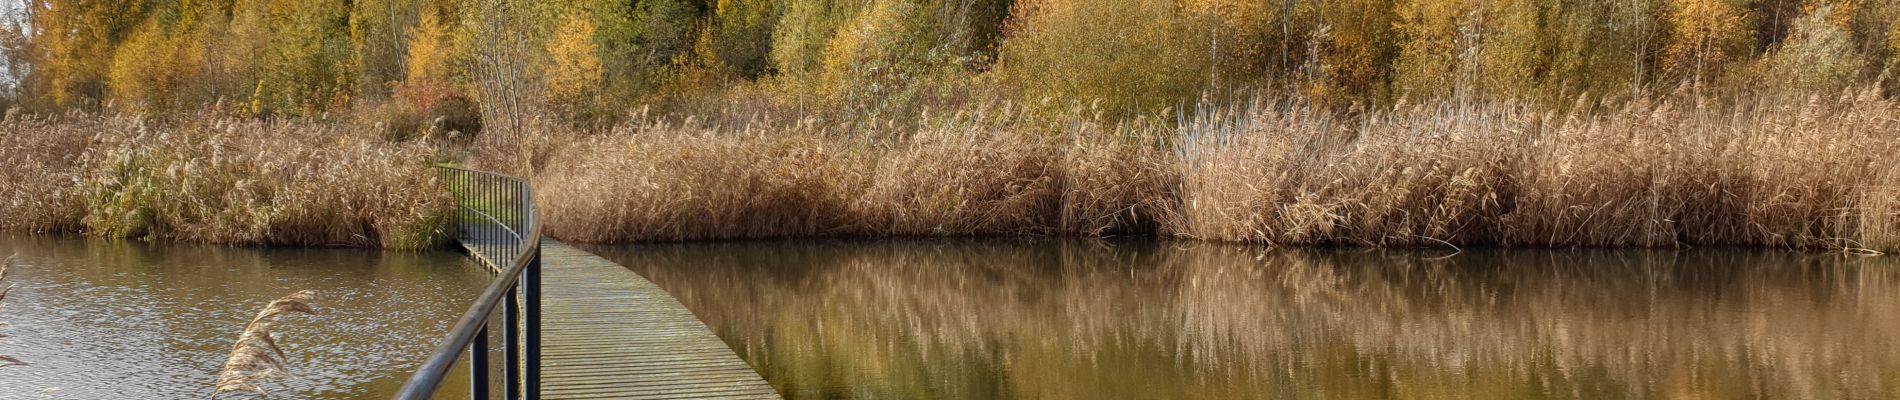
<box><xmin>395</xmin><ymin>166</ymin><xmax>542</xmax><ymax>399</ymax></box>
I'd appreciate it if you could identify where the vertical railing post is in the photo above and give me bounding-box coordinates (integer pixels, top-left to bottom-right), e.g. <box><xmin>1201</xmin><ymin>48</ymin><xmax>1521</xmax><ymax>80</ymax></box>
<box><xmin>503</xmin><ymin>282</ymin><xmax>521</xmax><ymax>399</ymax></box>
<box><xmin>525</xmin><ymin>246</ymin><xmax>541</xmax><ymax>399</ymax></box>
<box><xmin>470</xmin><ymin>323</ymin><xmax>490</xmax><ymax>399</ymax></box>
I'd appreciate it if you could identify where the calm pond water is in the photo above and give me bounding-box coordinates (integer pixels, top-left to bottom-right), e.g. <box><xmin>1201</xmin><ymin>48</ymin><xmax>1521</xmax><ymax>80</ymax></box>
<box><xmin>0</xmin><ymin>236</ymin><xmax>488</xmax><ymax>399</ymax></box>
<box><xmin>589</xmin><ymin>239</ymin><xmax>1900</xmax><ymax>399</ymax></box>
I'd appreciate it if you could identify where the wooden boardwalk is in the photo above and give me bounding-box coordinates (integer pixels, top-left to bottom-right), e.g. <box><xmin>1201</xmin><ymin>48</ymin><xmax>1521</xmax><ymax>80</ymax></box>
<box><xmin>535</xmin><ymin>241</ymin><xmax>781</xmax><ymax>399</ymax></box>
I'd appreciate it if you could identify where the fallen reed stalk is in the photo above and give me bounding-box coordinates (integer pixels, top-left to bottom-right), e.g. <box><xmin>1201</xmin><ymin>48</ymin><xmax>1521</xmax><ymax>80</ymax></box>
<box><xmin>211</xmin><ymin>290</ymin><xmax>317</xmax><ymax>399</ymax></box>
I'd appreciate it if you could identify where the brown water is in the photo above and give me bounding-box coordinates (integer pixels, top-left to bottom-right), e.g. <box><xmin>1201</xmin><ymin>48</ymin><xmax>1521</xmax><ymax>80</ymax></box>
<box><xmin>589</xmin><ymin>239</ymin><xmax>1900</xmax><ymax>399</ymax></box>
<box><xmin>0</xmin><ymin>236</ymin><xmax>487</xmax><ymax>399</ymax></box>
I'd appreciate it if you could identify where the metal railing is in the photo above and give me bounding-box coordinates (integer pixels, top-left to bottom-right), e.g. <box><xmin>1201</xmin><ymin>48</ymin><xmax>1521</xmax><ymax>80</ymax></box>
<box><xmin>396</xmin><ymin>166</ymin><xmax>542</xmax><ymax>399</ymax></box>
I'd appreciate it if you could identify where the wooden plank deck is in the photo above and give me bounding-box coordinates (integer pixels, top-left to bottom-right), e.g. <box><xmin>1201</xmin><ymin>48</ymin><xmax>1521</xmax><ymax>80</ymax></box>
<box><xmin>536</xmin><ymin>241</ymin><xmax>781</xmax><ymax>399</ymax></box>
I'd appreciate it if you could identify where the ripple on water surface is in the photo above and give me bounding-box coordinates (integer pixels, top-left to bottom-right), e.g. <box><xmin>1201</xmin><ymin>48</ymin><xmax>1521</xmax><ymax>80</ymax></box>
<box><xmin>0</xmin><ymin>236</ymin><xmax>489</xmax><ymax>399</ymax></box>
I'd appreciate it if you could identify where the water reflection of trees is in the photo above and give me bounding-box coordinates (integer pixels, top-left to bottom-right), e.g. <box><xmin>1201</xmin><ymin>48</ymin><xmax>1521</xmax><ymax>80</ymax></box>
<box><xmin>599</xmin><ymin>241</ymin><xmax>1900</xmax><ymax>399</ymax></box>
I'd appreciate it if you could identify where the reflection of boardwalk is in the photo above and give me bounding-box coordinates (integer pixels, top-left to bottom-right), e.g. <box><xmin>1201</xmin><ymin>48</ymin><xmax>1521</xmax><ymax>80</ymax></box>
<box><xmin>536</xmin><ymin>241</ymin><xmax>780</xmax><ymax>399</ymax></box>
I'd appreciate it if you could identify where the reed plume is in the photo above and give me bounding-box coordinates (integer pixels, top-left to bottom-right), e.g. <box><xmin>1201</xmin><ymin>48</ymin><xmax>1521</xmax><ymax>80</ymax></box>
<box><xmin>211</xmin><ymin>290</ymin><xmax>317</xmax><ymax>399</ymax></box>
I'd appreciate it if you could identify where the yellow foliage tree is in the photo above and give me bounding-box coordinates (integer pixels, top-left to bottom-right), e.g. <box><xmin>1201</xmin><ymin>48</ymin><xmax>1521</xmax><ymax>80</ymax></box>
<box><xmin>998</xmin><ymin>0</ymin><xmax>1211</xmax><ymax>119</ymax></box>
<box><xmin>1545</xmin><ymin>0</ymin><xmax>1668</xmax><ymax>99</ymax></box>
<box><xmin>406</xmin><ymin>12</ymin><xmax>451</xmax><ymax>85</ymax></box>
<box><xmin>772</xmin><ymin>0</ymin><xmax>866</xmax><ymax>78</ymax></box>
<box><xmin>107</xmin><ymin>21</ymin><xmax>205</xmax><ymax>114</ymax></box>
<box><xmin>1479</xmin><ymin>0</ymin><xmax>1549</xmax><ymax>101</ymax></box>
<box><xmin>1183</xmin><ymin>0</ymin><xmax>1272</xmax><ymax>88</ymax></box>
<box><xmin>707</xmin><ymin>0</ymin><xmax>780</xmax><ymax>77</ymax></box>
<box><xmin>1755</xmin><ymin>6</ymin><xmax>1868</xmax><ymax>96</ymax></box>
<box><xmin>1305</xmin><ymin>0</ymin><xmax>1402</xmax><ymax>108</ymax></box>
<box><xmin>27</xmin><ymin>0</ymin><xmax>125</xmax><ymax>109</ymax></box>
<box><xmin>1394</xmin><ymin>0</ymin><xmax>1549</xmax><ymax>102</ymax></box>
<box><xmin>1662</xmin><ymin>0</ymin><xmax>1753</xmax><ymax>89</ymax></box>
<box><xmin>350</xmin><ymin>0</ymin><xmax>422</xmax><ymax>95</ymax></box>
<box><xmin>819</xmin><ymin>0</ymin><xmax>933</xmax><ymax>100</ymax></box>
<box><xmin>545</xmin><ymin>13</ymin><xmax>603</xmax><ymax>111</ymax></box>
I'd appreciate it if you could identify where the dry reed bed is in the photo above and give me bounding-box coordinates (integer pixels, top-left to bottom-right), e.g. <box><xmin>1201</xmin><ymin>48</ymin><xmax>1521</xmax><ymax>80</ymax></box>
<box><xmin>535</xmin><ymin>116</ymin><xmax>1175</xmax><ymax>241</ymax></box>
<box><xmin>0</xmin><ymin>114</ymin><xmax>452</xmax><ymax>249</ymax></box>
<box><xmin>1177</xmin><ymin>94</ymin><xmax>1900</xmax><ymax>250</ymax></box>
<box><xmin>4</xmin><ymin>94</ymin><xmax>1896</xmax><ymax>251</ymax></box>
<box><xmin>538</xmin><ymin>94</ymin><xmax>1900</xmax><ymax>251</ymax></box>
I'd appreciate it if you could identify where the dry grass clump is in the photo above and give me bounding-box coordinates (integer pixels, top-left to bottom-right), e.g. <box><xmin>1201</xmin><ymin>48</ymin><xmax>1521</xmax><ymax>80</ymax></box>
<box><xmin>0</xmin><ymin>113</ymin><xmax>452</xmax><ymax>249</ymax></box>
<box><xmin>535</xmin><ymin>110</ymin><xmax>1173</xmax><ymax>242</ymax></box>
<box><xmin>211</xmin><ymin>290</ymin><xmax>317</xmax><ymax>399</ymax></box>
<box><xmin>0</xmin><ymin>113</ymin><xmax>106</xmax><ymax>234</ymax></box>
<box><xmin>537</xmin><ymin>118</ymin><xmax>862</xmax><ymax>241</ymax></box>
<box><xmin>855</xmin><ymin>123</ymin><xmax>1059</xmax><ymax>236</ymax></box>
<box><xmin>1052</xmin><ymin>122</ymin><xmax>1178</xmax><ymax>236</ymax></box>
<box><xmin>1173</xmin><ymin>100</ymin><xmax>1523</xmax><ymax>246</ymax></box>
<box><xmin>1862</xmin><ymin>162</ymin><xmax>1900</xmax><ymax>252</ymax></box>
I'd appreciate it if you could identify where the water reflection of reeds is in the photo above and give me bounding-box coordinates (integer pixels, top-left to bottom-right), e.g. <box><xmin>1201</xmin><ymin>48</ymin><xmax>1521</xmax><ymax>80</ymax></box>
<box><xmin>595</xmin><ymin>241</ymin><xmax>1900</xmax><ymax>399</ymax></box>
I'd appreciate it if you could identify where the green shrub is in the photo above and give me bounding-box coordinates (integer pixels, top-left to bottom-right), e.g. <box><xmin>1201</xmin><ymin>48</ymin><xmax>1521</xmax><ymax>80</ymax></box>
<box><xmin>820</xmin><ymin>1</ymin><xmax>938</xmax><ymax>102</ymax></box>
<box><xmin>1752</xmin><ymin>6</ymin><xmax>1871</xmax><ymax>97</ymax></box>
<box><xmin>771</xmin><ymin>0</ymin><xmax>866</xmax><ymax>78</ymax></box>
<box><xmin>706</xmin><ymin>0</ymin><xmax>783</xmax><ymax>78</ymax></box>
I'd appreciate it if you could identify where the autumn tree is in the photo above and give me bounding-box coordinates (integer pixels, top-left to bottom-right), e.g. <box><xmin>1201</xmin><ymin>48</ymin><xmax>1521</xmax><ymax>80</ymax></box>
<box><xmin>222</xmin><ymin>0</ymin><xmax>359</xmax><ymax>115</ymax></box>
<box><xmin>545</xmin><ymin>12</ymin><xmax>603</xmax><ymax>114</ymax></box>
<box><xmin>1392</xmin><ymin>0</ymin><xmax>1552</xmax><ymax>103</ymax></box>
<box><xmin>406</xmin><ymin>11</ymin><xmax>452</xmax><ymax>85</ymax></box>
<box><xmin>998</xmin><ymin>0</ymin><xmax>1212</xmax><ymax>119</ymax></box>
<box><xmin>350</xmin><ymin>0</ymin><xmax>425</xmax><ymax>98</ymax></box>
<box><xmin>1544</xmin><ymin>0</ymin><xmax>1668</xmax><ymax>99</ymax></box>
<box><xmin>1754</xmin><ymin>5</ymin><xmax>1869</xmax><ymax>96</ymax></box>
<box><xmin>1662</xmin><ymin>0</ymin><xmax>1753</xmax><ymax>90</ymax></box>
<box><xmin>705</xmin><ymin>0</ymin><xmax>782</xmax><ymax>78</ymax></box>
<box><xmin>1299</xmin><ymin>0</ymin><xmax>1402</xmax><ymax>108</ymax></box>
<box><xmin>1182</xmin><ymin>0</ymin><xmax>1274</xmax><ymax>90</ymax></box>
<box><xmin>23</xmin><ymin>0</ymin><xmax>153</xmax><ymax>109</ymax></box>
<box><xmin>772</xmin><ymin>0</ymin><xmax>865</xmax><ymax>79</ymax></box>
<box><xmin>106</xmin><ymin>20</ymin><xmax>204</xmax><ymax>113</ymax></box>
<box><xmin>1</xmin><ymin>1</ymin><xmax>36</xmax><ymax>104</ymax></box>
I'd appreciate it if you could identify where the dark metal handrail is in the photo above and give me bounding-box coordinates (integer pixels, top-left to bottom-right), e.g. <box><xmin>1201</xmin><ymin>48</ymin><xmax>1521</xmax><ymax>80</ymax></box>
<box><xmin>396</xmin><ymin>166</ymin><xmax>542</xmax><ymax>399</ymax></box>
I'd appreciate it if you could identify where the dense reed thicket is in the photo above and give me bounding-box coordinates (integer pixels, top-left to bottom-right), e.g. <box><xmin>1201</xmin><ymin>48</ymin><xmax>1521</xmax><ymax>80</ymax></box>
<box><xmin>1174</xmin><ymin>94</ymin><xmax>1900</xmax><ymax>250</ymax></box>
<box><xmin>536</xmin><ymin>93</ymin><xmax>1900</xmax><ymax>252</ymax></box>
<box><xmin>0</xmin><ymin>114</ymin><xmax>451</xmax><ymax>249</ymax></box>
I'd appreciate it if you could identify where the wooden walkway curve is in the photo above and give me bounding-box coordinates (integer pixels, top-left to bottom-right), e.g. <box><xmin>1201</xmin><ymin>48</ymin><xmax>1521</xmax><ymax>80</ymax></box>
<box><xmin>535</xmin><ymin>240</ymin><xmax>780</xmax><ymax>399</ymax></box>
